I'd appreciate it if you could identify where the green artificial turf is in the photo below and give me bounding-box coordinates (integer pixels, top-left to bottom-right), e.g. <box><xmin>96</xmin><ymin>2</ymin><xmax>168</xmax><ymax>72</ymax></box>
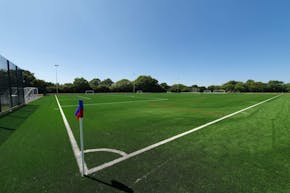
<box><xmin>1</xmin><ymin>93</ymin><xmax>289</xmax><ymax>193</ymax></box>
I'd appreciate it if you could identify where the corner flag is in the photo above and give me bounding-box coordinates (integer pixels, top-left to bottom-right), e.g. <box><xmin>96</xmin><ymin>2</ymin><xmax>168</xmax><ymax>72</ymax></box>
<box><xmin>74</xmin><ymin>100</ymin><xmax>85</xmax><ymax>176</ymax></box>
<box><xmin>74</xmin><ymin>100</ymin><xmax>84</xmax><ymax>119</ymax></box>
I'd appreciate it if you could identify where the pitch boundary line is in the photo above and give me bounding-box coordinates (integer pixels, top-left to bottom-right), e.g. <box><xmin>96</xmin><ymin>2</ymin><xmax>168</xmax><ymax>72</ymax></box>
<box><xmin>59</xmin><ymin>98</ymin><xmax>168</xmax><ymax>108</ymax></box>
<box><xmin>55</xmin><ymin>95</ymin><xmax>88</xmax><ymax>175</ymax></box>
<box><xmin>86</xmin><ymin>94</ymin><xmax>281</xmax><ymax>174</ymax></box>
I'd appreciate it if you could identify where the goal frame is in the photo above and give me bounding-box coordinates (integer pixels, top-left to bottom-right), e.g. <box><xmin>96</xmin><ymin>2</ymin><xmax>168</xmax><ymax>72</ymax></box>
<box><xmin>85</xmin><ymin>90</ymin><xmax>95</xmax><ymax>94</ymax></box>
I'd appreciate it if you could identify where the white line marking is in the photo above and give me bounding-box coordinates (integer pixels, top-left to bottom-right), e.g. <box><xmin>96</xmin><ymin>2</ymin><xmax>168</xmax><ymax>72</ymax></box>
<box><xmin>84</xmin><ymin>148</ymin><xmax>128</xmax><ymax>157</ymax></box>
<box><xmin>55</xmin><ymin>95</ymin><xmax>88</xmax><ymax>175</ymax></box>
<box><xmin>59</xmin><ymin>98</ymin><xmax>168</xmax><ymax>108</ymax></box>
<box><xmin>87</xmin><ymin>95</ymin><xmax>281</xmax><ymax>174</ymax></box>
<box><xmin>135</xmin><ymin>158</ymin><xmax>172</xmax><ymax>184</ymax></box>
<box><xmin>78</xmin><ymin>95</ymin><xmax>91</xmax><ymax>100</ymax></box>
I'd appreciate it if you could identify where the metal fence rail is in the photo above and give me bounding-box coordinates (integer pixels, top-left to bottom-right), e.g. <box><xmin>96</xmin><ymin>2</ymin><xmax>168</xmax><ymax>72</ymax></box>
<box><xmin>0</xmin><ymin>55</ymin><xmax>24</xmax><ymax>113</ymax></box>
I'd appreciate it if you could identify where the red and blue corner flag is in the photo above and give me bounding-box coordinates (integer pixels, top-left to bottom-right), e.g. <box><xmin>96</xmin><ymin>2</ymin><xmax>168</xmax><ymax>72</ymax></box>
<box><xmin>75</xmin><ymin>100</ymin><xmax>85</xmax><ymax>176</ymax></box>
<box><xmin>74</xmin><ymin>100</ymin><xmax>84</xmax><ymax>119</ymax></box>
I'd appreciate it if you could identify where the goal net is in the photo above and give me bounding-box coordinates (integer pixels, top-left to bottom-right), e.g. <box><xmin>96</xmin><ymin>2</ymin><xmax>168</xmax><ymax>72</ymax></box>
<box><xmin>203</xmin><ymin>90</ymin><xmax>212</xmax><ymax>94</ymax></box>
<box><xmin>136</xmin><ymin>90</ymin><xmax>143</xmax><ymax>94</ymax></box>
<box><xmin>85</xmin><ymin>90</ymin><xmax>95</xmax><ymax>94</ymax></box>
<box><xmin>213</xmin><ymin>90</ymin><xmax>226</xmax><ymax>94</ymax></box>
<box><xmin>24</xmin><ymin>87</ymin><xmax>39</xmax><ymax>103</ymax></box>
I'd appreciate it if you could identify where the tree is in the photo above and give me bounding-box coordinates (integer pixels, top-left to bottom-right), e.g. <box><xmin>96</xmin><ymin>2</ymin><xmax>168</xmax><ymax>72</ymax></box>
<box><xmin>18</xmin><ymin>68</ymin><xmax>290</xmax><ymax>94</ymax></box>
<box><xmin>110</xmin><ymin>79</ymin><xmax>133</xmax><ymax>92</ymax></box>
<box><xmin>169</xmin><ymin>84</ymin><xmax>187</xmax><ymax>92</ymax></box>
<box><xmin>100</xmin><ymin>78</ymin><xmax>114</xmax><ymax>87</ymax></box>
<box><xmin>95</xmin><ymin>85</ymin><xmax>110</xmax><ymax>92</ymax></box>
<box><xmin>180</xmin><ymin>86</ymin><xmax>192</xmax><ymax>92</ymax></box>
<box><xmin>286</xmin><ymin>83</ymin><xmax>290</xmax><ymax>92</ymax></box>
<box><xmin>22</xmin><ymin>70</ymin><xmax>53</xmax><ymax>94</ymax></box>
<box><xmin>191</xmin><ymin>85</ymin><xmax>200</xmax><ymax>92</ymax></box>
<box><xmin>267</xmin><ymin>80</ymin><xmax>286</xmax><ymax>92</ymax></box>
<box><xmin>135</xmin><ymin>75</ymin><xmax>164</xmax><ymax>92</ymax></box>
<box><xmin>244</xmin><ymin>80</ymin><xmax>268</xmax><ymax>92</ymax></box>
<box><xmin>255</xmin><ymin>82</ymin><xmax>267</xmax><ymax>92</ymax></box>
<box><xmin>198</xmin><ymin>86</ymin><xmax>207</xmax><ymax>92</ymax></box>
<box><xmin>73</xmin><ymin>77</ymin><xmax>91</xmax><ymax>93</ymax></box>
<box><xmin>245</xmin><ymin>80</ymin><xmax>256</xmax><ymax>92</ymax></box>
<box><xmin>95</xmin><ymin>78</ymin><xmax>114</xmax><ymax>92</ymax></box>
<box><xmin>222</xmin><ymin>80</ymin><xmax>239</xmax><ymax>92</ymax></box>
<box><xmin>208</xmin><ymin>85</ymin><xmax>222</xmax><ymax>91</ymax></box>
<box><xmin>23</xmin><ymin>70</ymin><xmax>37</xmax><ymax>87</ymax></box>
<box><xmin>32</xmin><ymin>79</ymin><xmax>48</xmax><ymax>94</ymax></box>
<box><xmin>89</xmin><ymin>78</ymin><xmax>101</xmax><ymax>90</ymax></box>
<box><xmin>160</xmin><ymin>82</ymin><xmax>170</xmax><ymax>91</ymax></box>
<box><xmin>60</xmin><ymin>83</ymin><xmax>74</xmax><ymax>93</ymax></box>
<box><xmin>234</xmin><ymin>82</ymin><xmax>246</xmax><ymax>92</ymax></box>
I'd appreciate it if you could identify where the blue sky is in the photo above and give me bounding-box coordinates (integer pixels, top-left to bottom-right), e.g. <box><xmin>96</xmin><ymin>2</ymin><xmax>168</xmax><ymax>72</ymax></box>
<box><xmin>0</xmin><ymin>0</ymin><xmax>290</xmax><ymax>86</ymax></box>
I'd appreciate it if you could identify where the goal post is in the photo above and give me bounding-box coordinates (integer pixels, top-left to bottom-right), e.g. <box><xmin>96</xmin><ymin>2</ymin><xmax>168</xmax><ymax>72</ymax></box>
<box><xmin>213</xmin><ymin>89</ymin><xmax>226</xmax><ymax>94</ymax></box>
<box><xmin>136</xmin><ymin>90</ymin><xmax>143</xmax><ymax>94</ymax></box>
<box><xmin>24</xmin><ymin>87</ymin><xmax>40</xmax><ymax>103</ymax></box>
<box><xmin>85</xmin><ymin>90</ymin><xmax>95</xmax><ymax>94</ymax></box>
<box><xmin>203</xmin><ymin>90</ymin><xmax>212</xmax><ymax>94</ymax></box>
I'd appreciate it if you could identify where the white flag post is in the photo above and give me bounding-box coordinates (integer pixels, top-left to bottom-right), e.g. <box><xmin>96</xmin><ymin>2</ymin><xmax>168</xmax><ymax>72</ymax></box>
<box><xmin>79</xmin><ymin>117</ymin><xmax>85</xmax><ymax>176</ymax></box>
<box><xmin>75</xmin><ymin>100</ymin><xmax>85</xmax><ymax>177</ymax></box>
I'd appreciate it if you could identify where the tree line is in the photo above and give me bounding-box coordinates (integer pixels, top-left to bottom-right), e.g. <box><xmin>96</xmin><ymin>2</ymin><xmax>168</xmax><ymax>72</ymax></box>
<box><xmin>23</xmin><ymin>70</ymin><xmax>290</xmax><ymax>93</ymax></box>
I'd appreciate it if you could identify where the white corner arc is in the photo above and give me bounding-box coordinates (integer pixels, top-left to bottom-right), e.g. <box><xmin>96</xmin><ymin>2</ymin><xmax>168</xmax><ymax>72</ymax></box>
<box><xmin>84</xmin><ymin>148</ymin><xmax>128</xmax><ymax>157</ymax></box>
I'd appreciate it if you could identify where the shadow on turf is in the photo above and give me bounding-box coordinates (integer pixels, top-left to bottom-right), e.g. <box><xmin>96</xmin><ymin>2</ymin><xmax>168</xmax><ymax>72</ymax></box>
<box><xmin>0</xmin><ymin>105</ymin><xmax>39</xmax><ymax>145</ymax></box>
<box><xmin>84</xmin><ymin>175</ymin><xmax>134</xmax><ymax>193</ymax></box>
<box><xmin>0</xmin><ymin>126</ymin><xmax>16</xmax><ymax>131</ymax></box>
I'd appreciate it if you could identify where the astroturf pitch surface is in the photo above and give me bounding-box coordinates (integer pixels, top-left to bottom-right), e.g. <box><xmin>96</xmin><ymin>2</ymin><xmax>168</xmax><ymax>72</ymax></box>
<box><xmin>1</xmin><ymin>93</ymin><xmax>290</xmax><ymax>193</ymax></box>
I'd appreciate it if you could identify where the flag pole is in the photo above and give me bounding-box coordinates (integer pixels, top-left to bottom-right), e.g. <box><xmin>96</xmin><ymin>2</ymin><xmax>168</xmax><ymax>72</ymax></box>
<box><xmin>75</xmin><ymin>100</ymin><xmax>85</xmax><ymax>176</ymax></box>
<box><xmin>79</xmin><ymin>117</ymin><xmax>85</xmax><ymax>176</ymax></box>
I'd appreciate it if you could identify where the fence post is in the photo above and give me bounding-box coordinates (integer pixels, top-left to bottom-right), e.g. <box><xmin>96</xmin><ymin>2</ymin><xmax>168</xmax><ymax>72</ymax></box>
<box><xmin>7</xmin><ymin>60</ymin><xmax>13</xmax><ymax>108</ymax></box>
<box><xmin>19</xmin><ymin>70</ymin><xmax>24</xmax><ymax>104</ymax></box>
<box><xmin>15</xmin><ymin>66</ymin><xmax>21</xmax><ymax>105</ymax></box>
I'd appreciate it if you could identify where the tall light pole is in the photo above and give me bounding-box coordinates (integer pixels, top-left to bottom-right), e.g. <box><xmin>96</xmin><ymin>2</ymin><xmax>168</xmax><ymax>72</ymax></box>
<box><xmin>54</xmin><ymin>65</ymin><xmax>59</xmax><ymax>94</ymax></box>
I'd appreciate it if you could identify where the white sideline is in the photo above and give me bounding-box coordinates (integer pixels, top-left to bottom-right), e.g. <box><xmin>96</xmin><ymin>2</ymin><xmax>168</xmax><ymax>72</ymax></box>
<box><xmin>84</xmin><ymin>148</ymin><xmax>128</xmax><ymax>157</ymax></box>
<box><xmin>59</xmin><ymin>98</ymin><xmax>168</xmax><ymax>108</ymax></box>
<box><xmin>55</xmin><ymin>95</ymin><xmax>88</xmax><ymax>175</ymax></box>
<box><xmin>86</xmin><ymin>94</ymin><xmax>281</xmax><ymax>174</ymax></box>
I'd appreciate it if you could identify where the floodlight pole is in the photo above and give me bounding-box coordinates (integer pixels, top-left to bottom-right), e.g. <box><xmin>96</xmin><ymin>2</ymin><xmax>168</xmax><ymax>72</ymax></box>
<box><xmin>54</xmin><ymin>65</ymin><xmax>59</xmax><ymax>94</ymax></box>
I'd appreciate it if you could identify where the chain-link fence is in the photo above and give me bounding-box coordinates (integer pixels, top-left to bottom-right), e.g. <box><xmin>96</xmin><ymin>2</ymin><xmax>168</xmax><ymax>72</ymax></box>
<box><xmin>0</xmin><ymin>55</ymin><xmax>24</xmax><ymax>113</ymax></box>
